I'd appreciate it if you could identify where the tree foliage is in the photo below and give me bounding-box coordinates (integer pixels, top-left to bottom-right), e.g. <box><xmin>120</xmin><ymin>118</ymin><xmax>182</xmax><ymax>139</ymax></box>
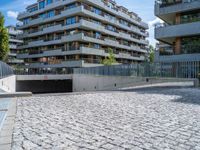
<box><xmin>101</xmin><ymin>48</ymin><xmax>117</xmax><ymax>66</ymax></box>
<box><xmin>0</xmin><ymin>12</ymin><xmax>9</xmax><ymax>61</ymax></box>
<box><xmin>149</xmin><ymin>45</ymin><xmax>155</xmax><ymax>63</ymax></box>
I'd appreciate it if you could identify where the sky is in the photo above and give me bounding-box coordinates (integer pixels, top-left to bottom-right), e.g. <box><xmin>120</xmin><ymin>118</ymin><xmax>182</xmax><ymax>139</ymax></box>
<box><xmin>0</xmin><ymin>0</ymin><xmax>162</xmax><ymax>46</ymax></box>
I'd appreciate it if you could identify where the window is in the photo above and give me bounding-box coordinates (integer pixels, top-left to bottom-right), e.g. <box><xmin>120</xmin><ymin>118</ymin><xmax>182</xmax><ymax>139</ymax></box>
<box><xmin>120</xmin><ymin>19</ymin><xmax>128</xmax><ymax>26</ymax></box>
<box><xmin>23</xmin><ymin>18</ymin><xmax>30</xmax><ymax>25</ymax></box>
<box><xmin>39</xmin><ymin>13</ymin><xmax>46</xmax><ymax>19</ymax></box>
<box><xmin>106</xmin><ymin>25</ymin><xmax>116</xmax><ymax>32</ymax></box>
<box><xmin>66</xmin><ymin>17</ymin><xmax>76</xmax><ymax>25</ymax></box>
<box><xmin>65</xmin><ymin>3</ymin><xmax>76</xmax><ymax>10</ymax></box>
<box><xmin>47</xmin><ymin>11</ymin><xmax>55</xmax><ymax>18</ymax></box>
<box><xmin>28</xmin><ymin>6</ymin><xmax>38</xmax><ymax>13</ymax></box>
<box><xmin>95</xmin><ymin>32</ymin><xmax>101</xmax><ymax>39</ymax></box>
<box><xmin>46</xmin><ymin>0</ymin><xmax>52</xmax><ymax>5</ymax></box>
<box><xmin>94</xmin><ymin>44</ymin><xmax>100</xmax><ymax>49</ymax></box>
<box><xmin>39</xmin><ymin>1</ymin><xmax>45</xmax><ymax>9</ymax></box>
<box><xmin>92</xmin><ymin>7</ymin><xmax>102</xmax><ymax>15</ymax></box>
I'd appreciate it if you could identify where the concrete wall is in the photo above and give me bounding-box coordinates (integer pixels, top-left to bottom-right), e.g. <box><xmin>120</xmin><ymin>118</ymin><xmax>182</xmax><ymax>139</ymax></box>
<box><xmin>73</xmin><ymin>74</ymin><xmax>199</xmax><ymax>92</ymax></box>
<box><xmin>0</xmin><ymin>75</ymin><xmax>16</xmax><ymax>92</ymax></box>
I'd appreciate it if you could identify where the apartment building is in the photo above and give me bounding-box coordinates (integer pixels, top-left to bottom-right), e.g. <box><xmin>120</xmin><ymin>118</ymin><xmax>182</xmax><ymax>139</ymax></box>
<box><xmin>17</xmin><ymin>0</ymin><xmax>149</xmax><ymax>73</ymax></box>
<box><xmin>6</xmin><ymin>26</ymin><xmax>24</xmax><ymax>67</ymax></box>
<box><xmin>155</xmin><ymin>0</ymin><xmax>200</xmax><ymax>78</ymax></box>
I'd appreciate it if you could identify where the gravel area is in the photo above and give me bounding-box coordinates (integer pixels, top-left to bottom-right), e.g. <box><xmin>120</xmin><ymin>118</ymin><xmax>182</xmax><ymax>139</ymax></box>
<box><xmin>12</xmin><ymin>85</ymin><xmax>200</xmax><ymax>150</ymax></box>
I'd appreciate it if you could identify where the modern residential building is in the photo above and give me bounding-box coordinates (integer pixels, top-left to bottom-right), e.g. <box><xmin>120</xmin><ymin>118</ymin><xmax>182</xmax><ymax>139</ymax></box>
<box><xmin>155</xmin><ymin>42</ymin><xmax>173</xmax><ymax>60</ymax></box>
<box><xmin>155</xmin><ymin>0</ymin><xmax>200</xmax><ymax>78</ymax></box>
<box><xmin>6</xmin><ymin>26</ymin><xmax>24</xmax><ymax>67</ymax></box>
<box><xmin>17</xmin><ymin>0</ymin><xmax>149</xmax><ymax>73</ymax></box>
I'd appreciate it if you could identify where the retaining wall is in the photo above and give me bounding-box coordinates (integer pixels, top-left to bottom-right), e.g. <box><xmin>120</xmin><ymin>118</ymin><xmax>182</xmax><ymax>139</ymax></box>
<box><xmin>0</xmin><ymin>75</ymin><xmax>16</xmax><ymax>92</ymax></box>
<box><xmin>73</xmin><ymin>74</ymin><xmax>199</xmax><ymax>92</ymax></box>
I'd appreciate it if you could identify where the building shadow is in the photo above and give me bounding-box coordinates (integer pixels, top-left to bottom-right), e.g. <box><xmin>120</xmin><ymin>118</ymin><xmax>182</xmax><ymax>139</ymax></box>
<box><xmin>119</xmin><ymin>85</ymin><xmax>200</xmax><ymax>105</ymax></box>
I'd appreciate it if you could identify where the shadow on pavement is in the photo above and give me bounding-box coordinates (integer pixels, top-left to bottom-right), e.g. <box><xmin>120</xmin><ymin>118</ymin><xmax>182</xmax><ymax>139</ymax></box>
<box><xmin>120</xmin><ymin>85</ymin><xmax>200</xmax><ymax>105</ymax></box>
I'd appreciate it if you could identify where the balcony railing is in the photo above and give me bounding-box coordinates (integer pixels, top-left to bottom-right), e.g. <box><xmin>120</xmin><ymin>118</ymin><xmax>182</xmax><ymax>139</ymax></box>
<box><xmin>158</xmin><ymin>44</ymin><xmax>200</xmax><ymax>56</ymax></box>
<box><xmin>156</xmin><ymin>0</ymin><xmax>200</xmax><ymax>7</ymax></box>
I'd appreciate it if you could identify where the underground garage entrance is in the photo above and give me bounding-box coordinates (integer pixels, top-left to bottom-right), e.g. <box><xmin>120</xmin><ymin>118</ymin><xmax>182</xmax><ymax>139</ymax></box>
<box><xmin>16</xmin><ymin>80</ymin><xmax>72</xmax><ymax>94</ymax></box>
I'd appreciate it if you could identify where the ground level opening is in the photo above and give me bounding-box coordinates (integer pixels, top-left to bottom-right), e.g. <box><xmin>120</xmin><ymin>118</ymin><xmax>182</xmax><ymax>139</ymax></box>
<box><xmin>16</xmin><ymin>80</ymin><xmax>72</xmax><ymax>94</ymax></box>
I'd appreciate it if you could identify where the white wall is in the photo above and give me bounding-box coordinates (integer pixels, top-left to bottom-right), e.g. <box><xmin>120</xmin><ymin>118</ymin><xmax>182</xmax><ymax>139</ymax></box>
<box><xmin>73</xmin><ymin>74</ymin><xmax>148</xmax><ymax>92</ymax></box>
<box><xmin>73</xmin><ymin>74</ymin><xmax>198</xmax><ymax>92</ymax></box>
<box><xmin>0</xmin><ymin>75</ymin><xmax>16</xmax><ymax>92</ymax></box>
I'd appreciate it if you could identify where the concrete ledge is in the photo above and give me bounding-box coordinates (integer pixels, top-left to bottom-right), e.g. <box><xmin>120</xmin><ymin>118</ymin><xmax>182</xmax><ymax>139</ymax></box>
<box><xmin>0</xmin><ymin>92</ymin><xmax>32</xmax><ymax>98</ymax></box>
<box><xmin>73</xmin><ymin>74</ymin><xmax>199</xmax><ymax>92</ymax></box>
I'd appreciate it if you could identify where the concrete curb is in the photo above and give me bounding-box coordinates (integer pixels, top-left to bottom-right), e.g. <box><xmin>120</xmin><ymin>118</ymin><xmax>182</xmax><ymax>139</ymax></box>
<box><xmin>0</xmin><ymin>92</ymin><xmax>32</xmax><ymax>98</ymax></box>
<box><xmin>0</xmin><ymin>98</ymin><xmax>16</xmax><ymax>150</ymax></box>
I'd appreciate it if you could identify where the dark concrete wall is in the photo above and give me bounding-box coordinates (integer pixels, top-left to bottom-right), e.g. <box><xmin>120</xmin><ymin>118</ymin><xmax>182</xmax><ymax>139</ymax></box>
<box><xmin>16</xmin><ymin>80</ymin><xmax>72</xmax><ymax>93</ymax></box>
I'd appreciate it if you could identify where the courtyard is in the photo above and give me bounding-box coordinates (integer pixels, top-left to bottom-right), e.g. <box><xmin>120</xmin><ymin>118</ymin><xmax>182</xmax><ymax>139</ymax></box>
<box><xmin>10</xmin><ymin>85</ymin><xmax>200</xmax><ymax>150</ymax></box>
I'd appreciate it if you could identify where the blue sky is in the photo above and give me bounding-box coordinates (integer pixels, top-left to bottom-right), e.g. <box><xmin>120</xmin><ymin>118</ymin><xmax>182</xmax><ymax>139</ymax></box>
<box><xmin>0</xmin><ymin>0</ymin><xmax>160</xmax><ymax>46</ymax></box>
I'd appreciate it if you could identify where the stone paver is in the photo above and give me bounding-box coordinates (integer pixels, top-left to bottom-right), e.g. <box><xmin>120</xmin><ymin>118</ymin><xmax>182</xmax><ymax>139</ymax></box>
<box><xmin>12</xmin><ymin>85</ymin><xmax>200</xmax><ymax>150</ymax></box>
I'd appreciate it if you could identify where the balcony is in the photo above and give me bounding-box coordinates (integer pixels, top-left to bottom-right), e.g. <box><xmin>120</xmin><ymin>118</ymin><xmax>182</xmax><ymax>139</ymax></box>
<box><xmin>155</xmin><ymin>0</ymin><xmax>200</xmax><ymax>20</ymax></box>
<box><xmin>83</xmin><ymin>0</ymin><xmax>148</xmax><ymax>29</ymax></box>
<box><xmin>26</xmin><ymin>60</ymin><xmax>83</xmax><ymax>68</ymax></box>
<box><xmin>18</xmin><ymin>6</ymin><xmax>83</xmax><ymax>29</ymax></box>
<box><xmin>25</xmin><ymin>58</ymin><xmax>105</xmax><ymax>68</ymax></box>
<box><xmin>155</xmin><ymin>21</ymin><xmax>200</xmax><ymax>44</ymax></box>
<box><xmin>7</xmin><ymin>59</ymin><xmax>24</xmax><ymax>64</ymax></box>
<box><xmin>17</xmin><ymin>0</ymin><xmax>76</xmax><ymax>20</ymax></box>
<box><xmin>155</xmin><ymin>53</ymin><xmax>200</xmax><ymax>63</ymax></box>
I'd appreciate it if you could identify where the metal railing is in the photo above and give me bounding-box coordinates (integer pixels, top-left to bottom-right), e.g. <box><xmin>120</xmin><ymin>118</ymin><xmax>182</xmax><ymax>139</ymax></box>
<box><xmin>14</xmin><ymin>61</ymin><xmax>200</xmax><ymax>80</ymax></box>
<box><xmin>74</xmin><ymin>62</ymin><xmax>200</xmax><ymax>79</ymax></box>
<box><xmin>0</xmin><ymin>61</ymin><xmax>14</xmax><ymax>79</ymax></box>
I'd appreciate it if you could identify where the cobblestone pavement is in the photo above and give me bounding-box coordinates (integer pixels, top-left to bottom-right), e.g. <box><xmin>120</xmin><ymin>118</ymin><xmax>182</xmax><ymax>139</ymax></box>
<box><xmin>12</xmin><ymin>86</ymin><xmax>200</xmax><ymax>150</ymax></box>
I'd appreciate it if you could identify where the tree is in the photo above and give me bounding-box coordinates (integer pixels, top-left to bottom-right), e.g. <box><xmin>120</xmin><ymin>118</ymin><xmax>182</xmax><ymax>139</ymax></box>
<box><xmin>0</xmin><ymin>12</ymin><xmax>9</xmax><ymax>61</ymax></box>
<box><xmin>101</xmin><ymin>48</ymin><xmax>117</xmax><ymax>66</ymax></box>
<box><xmin>149</xmin><ymin>45</ymin><xmax>155</xmax><ymax>63</ymax></box>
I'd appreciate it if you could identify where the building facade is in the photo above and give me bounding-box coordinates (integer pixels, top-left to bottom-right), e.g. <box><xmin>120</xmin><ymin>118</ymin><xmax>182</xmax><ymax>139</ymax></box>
<box><xmin>155</xmin><ymin>0</ymin><xmax>200</xmax><ymax>78</ymax></box>
<box><xmin>17</xmin><ymin>0</ymin><xmax>149</xmax><ymax>73</ymax></box>
<box><xmin>6</xmin><ymin>26</ymin><xmax>23</xmax><ymax>67</ymax></box>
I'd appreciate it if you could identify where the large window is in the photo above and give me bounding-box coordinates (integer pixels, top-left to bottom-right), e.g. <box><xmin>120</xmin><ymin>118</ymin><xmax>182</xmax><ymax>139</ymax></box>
<box><xmin>47</xmin><ymin>10</ymin><xmax>55</xmax><ymax>18</ymax></box>
<box><xmin>39</xmin><ymin>1</ymin><xmax>45</xmax><ymax>9</ymax></box>
<box><xmin>181</xmin><ymin>11</ymin><xmax>200</xmax><ymax>24</ymax></box>
<box><xmin>66</xmin><ymin>17</ymin><xmax>76</xmax><ymax>25</ymax></box>
<box><xmin>46</xmin><ymin>0</ymin><xmax>52</xmax><ymax>5</ymax></box>
<box><xmin>95</xmin><ymin>32</ymin><xmax>101</xmax><ymax>39</ymax></box>
<box><xmin>92</xmin><ymin>7</ymin><xmax>102</xmax><ymax>15</ymax></box>
<box><xmin>23</xmin><ymin>18</ymin><xmax>30</xmax><ymax>25</ymax></box>
<box><xmin>181</xmin><ymin>36</ymin><xmax>200</xmax><ymax>54</ymax></box>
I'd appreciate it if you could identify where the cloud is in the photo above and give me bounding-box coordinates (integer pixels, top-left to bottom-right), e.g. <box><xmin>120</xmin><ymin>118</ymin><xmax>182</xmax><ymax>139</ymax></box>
<box><xmin>147</xmin><ymin>18</ymin><xmax>164</xmax><ymax>47</ymax></box>
<box><xmin>7</xmin><ymin>11</ymin><xmax>19</xmax><ymax>19</ymax></box>
<box><xmin>148</xmin><ymin>18</ymin><xmax>164</xmax><ymax>27</ymax></box>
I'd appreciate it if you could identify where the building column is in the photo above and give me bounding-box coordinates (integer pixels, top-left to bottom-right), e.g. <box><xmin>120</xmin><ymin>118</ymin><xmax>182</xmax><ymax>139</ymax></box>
<box><xmin>175</xmin><ymin>37</ymin><xmax>181</xmax><ymax>54</ymax></box>
<box><xmin>174</xmin><ymin>13</ymin><xmax>181</xmax><ymax>54</ymax></box>
<box><xmin>175</xmin><ymin>13</ymin><xmax>180</xmax><ymax>25</ymax></box>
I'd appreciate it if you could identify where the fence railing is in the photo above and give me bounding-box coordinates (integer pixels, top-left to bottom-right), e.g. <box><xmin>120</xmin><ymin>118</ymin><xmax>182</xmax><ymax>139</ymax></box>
<box><xmin>74</xmin><ymin>62</ymin><xmax>200</xmax><ymax>79</ymax></box>
<box><xmin>14</xmin><ymin>62</ymin><xmax>200</xmax><ymax>79</ymax></box>
<box><xmin>0</xmin><ymin>61</ymin><xmax>14</xmax><ymax>79</ymax></box>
